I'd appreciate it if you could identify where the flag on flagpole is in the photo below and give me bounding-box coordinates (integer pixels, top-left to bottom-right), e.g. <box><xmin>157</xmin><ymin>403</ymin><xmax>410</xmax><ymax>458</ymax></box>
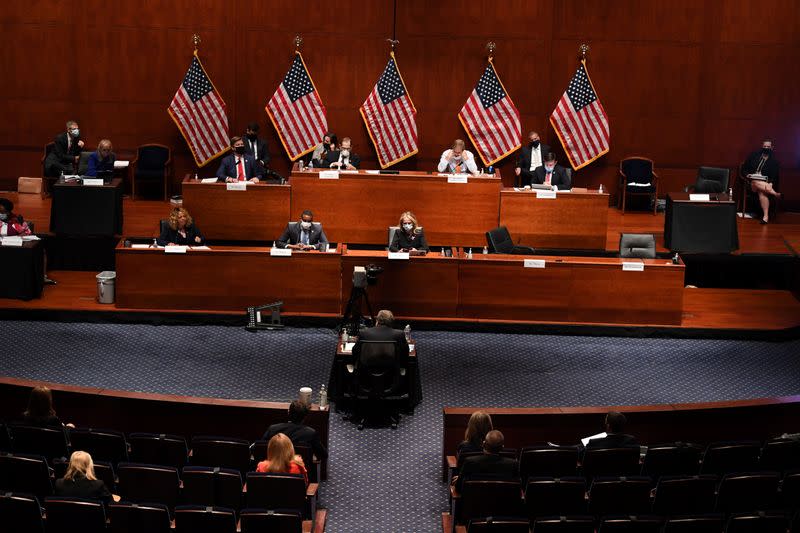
<box><xmin>360</xmin><ymin>52</ymin><xmax>418</xmax><ymax>168</ymax></box>
<box><xmin>457</xmin><ymin>60</ymin><xmax>521</xmax><ymax>166</ymax></box>
<box><xmin>549</xmin><ymin>60</ymin><xmax>610</xmax><ymax>170</ymax></box>
<box><xmin>168</xmin><ymin>51</ymin><xmax>229</xmax><ymax>167</ymax></box>
<box><xmin>267</xmin><ymin>52</ymin><xmax>328</xmax><ymax>161</ymax></box>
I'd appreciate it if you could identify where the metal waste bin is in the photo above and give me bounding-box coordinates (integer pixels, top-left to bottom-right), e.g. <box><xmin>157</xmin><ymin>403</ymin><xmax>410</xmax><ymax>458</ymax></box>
<box><xmin>96</xmin><ymin>271</ymin><xmax>116</xmax><ymax>304</ymax></box>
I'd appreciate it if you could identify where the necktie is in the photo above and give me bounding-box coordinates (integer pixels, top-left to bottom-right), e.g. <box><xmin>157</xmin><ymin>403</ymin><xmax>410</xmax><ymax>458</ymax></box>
<box><xmin>237</xmin><ymin>158</ymin><xmax>245</xmax><ymax>181</ymax></box>
<box><xmin>455</xmin><ymin>163</ymin><xmax>462</xmax><ymax>173</ymax></box>
<box><xmin>546</xmin><ymin>171</ymin><xmax>552</xmax><ymax>185</ymax></box>
<box><xmin>67</xmin><ymin>135</ymin><xmax>71</xmax><ymax>151</ymax></box>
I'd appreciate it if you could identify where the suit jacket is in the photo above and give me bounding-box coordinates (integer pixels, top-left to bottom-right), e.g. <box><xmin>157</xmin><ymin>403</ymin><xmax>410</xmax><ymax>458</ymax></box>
<box><xmin>743</xmin><ymin>150</ymin><xmax>780</xmax><ymax>189</ymax></box>
<box><xmin>324</xmin><ymin>150</ymin><xmax>360</xmax><ymax>169</ymax></box>
<box><xmin>276</xmin><ymin>222</ymin><xmax>328</xmax><ymax>249</ymax></box>
<box><xmin>456</xmin><ymin>453</ymin><xmax>519</xmax><ymax>492</ymax></box>
<box><xmin>215</xmin><ymin>153</ymin><xmax>264</xmax><ymax>181</ymax></box>
<box><xmin>389</xmin><ymin>229</ymin><xmax>429</xmax><ymax>252</ymax></box>
<box><xmin>86</xmin><ymin>152</ymin><xmax>116</xmax><ymax>176</ymax></box>
<box><xmin>44</xmin><ymin>132</ymin><xmax>83</xmax><ymax>174</ymax></box>
<box><xmin>262</xmin><ymin>421</ymin><xmax>328</xmax><ymax>460</ymax></box>
<box><xmin>517</xmin><ymin>143</ymin><xmax>552</xmax><ymax>171</ymax></box>
<box><xmin>157</xmin><ymin>224</ymin><xmax>205</xmax><ymax>246</ymax></box>
<box><xmin>533</xmin><ymin>165</ymin><xmax>571</xmax><ymax>189</ymax></box>
<box><xmin>584</xmin><ymin>432</ymin><xmax>639</xmax><ymax>450</ymax></box>
<box><xmin>55</xmin><ymin>476</ymin><xmax>112</xmax><ymax>503</ymax></box>
<box><xmin>353</xmin><ymin>325</ymin><xmax>410</xmax><ymax>369</ymax></box>
<box><xmin>244</xmin><ymin>136</ymin><xmax>270</xmax><ymax>167</ymax></box>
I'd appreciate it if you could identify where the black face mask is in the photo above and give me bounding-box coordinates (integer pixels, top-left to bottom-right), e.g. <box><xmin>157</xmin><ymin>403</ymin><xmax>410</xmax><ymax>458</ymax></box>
<box><xmin>529</xmin><ymin>140</ymin><xmax>540</xmax><ymax>148</ymax></box>
<box><xmin>234</xmin><ymin>146</ymin><xmax>246</xmax><ymax>155</ymax></box>
<box><xmin>247</xmin><ymin>134</ymin><xmax>257</xmax><ymax>140</ymax></box>
<box><xmin>761</xmin><ymin>147</ymin><xmax>772</xmax><ymax>155</ymax></box>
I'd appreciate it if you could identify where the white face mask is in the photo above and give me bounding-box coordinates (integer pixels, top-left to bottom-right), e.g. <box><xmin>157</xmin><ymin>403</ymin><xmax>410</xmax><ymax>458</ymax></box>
<box><xmin>545</xmin><ymin>164</ymin><xmax>555</xmax><ymax>172</ymax></box>
<box><xmin>300</xmin><ymin>221</ymin><xmax>312</xmax><ymax>230</ymax></box>
<box><xmin>402</xmin><ymin>223</ymin><xmax>413</xmax><ymax>231</ymax></box>
<box><xmin>0</xmin><ymin>213</ymin><xmax>7</xmax><ymax>221</ymax></box>
<box><xmin>341</xmin><ymin>149</ymin><xmax>350</xmax><ymax>158</ymax></box>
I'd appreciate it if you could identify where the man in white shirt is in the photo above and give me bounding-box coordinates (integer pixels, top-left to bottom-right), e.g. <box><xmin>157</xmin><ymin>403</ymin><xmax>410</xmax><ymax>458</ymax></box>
<box><xmin>514</xmin><ymin>131</ymin><xmax>551</xmax><ymax>187</ymax></box>
<box><xmin>437</xmin><ymin>139</ymin><xmax>478</xmax><ymax>175</ymax></box>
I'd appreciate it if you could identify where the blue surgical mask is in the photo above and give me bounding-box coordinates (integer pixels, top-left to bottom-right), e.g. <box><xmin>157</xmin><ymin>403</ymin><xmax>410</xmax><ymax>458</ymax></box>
<box><xmin>402</xmin><ymin>223</ymin><xmax>413</xmax><ymax>231</ymax></box>
<box><xmin>70</xmin><ymin>128</ymin><xmax>80</xmax><ymax>137</ymax></box>
<box><xmin>0</xmin><ymin>213</ymin><xmax>7</xmax><ymax>221</ymax></box>
<box><xmin>545</xmin><ymin>165</ymin><xmax>555</xmax><ymax>172</ymax></box>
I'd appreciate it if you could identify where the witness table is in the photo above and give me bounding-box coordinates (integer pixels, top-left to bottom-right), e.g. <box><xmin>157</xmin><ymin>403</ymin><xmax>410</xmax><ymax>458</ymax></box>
<box><xmin>664</xmin><ymin>192</ymin><xmax>739</xmax><ymax>253</ymax></box>
<box><xmin>0</xmin><ymin>240</ymin><xmax>44</xmax><ymax>300</ymax></box>
<box><xmin>50</xmin><ymin>178</ymin><xmax>123</xmax><ymax>236</ymax></box>
<box><xmin>181</xmin><ymin>177</ymin><xmax>291</xmax><ymax>242</ymax></box>
<box><xmin>499</xmin><ymin>188</ymin><xmax>609</xmax><ymax>250</ymax></box>
<box><xmin>115</xmin><ymin>244</ymin><xmax>341</xmax><ymax>312</ymax></box>
<box><xmin>290</xmin><ymin>169</ymin><xmax>502</xmax><ymax>247</ymax></box>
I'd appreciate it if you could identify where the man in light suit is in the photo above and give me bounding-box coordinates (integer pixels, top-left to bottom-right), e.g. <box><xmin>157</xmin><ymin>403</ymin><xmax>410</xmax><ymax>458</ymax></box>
<box><xmin>533</xmin><ymin>151</ymin><xmax>571</xmax><ymax>189</ymax></box>
<box><xmin>276</xmin><ymin>209</ymin><xmax>328</xmax><ymax>250</ymax></box>
<box><xmin>216</xmin><ymin>136</ymin><xmax>264</xmax><ymax>183</ymax></box>
<box><xmin>515</xmin><ymin>131</ymin><xmax>551</xmax><ymax>187</ymax></box>
<box><xmin>244</xmin><ymin>122</ymin><xmax>270</xmax><ymax>169</ymax></box>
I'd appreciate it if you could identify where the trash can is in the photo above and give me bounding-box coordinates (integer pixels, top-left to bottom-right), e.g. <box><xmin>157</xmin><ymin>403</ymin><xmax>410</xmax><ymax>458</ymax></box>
<box><xmin>96</xmin><ymin>271</ymin><xmax>116</xmax><ymax>304</ymax></box>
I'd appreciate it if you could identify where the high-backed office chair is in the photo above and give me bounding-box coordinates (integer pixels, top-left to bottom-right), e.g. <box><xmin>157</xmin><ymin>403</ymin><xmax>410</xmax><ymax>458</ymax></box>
<box><xmin>699</xmin><ymin>441</ymin><xmax>760</xmax><ymax>476</ymax></box>
<box><xmin>131</xmin><ymin>144</ymin><xmax>171</xmax><ymax>201</ymax></box>
<box><xmin>619</xmin><ymin>233</ymin><xmax>656</xmax><ymax>259</ymax></box>
<box><xmin>453</xmin><ymin>478</ymin><xmax>524</xmax><ymax>527</ymax></box>
<box><xmin>715</xmin><ymin>472</ymin><xmax>781</xmax><ymax>514</ymax></box>
<box><xmin>725</xmin><ymin>511</ymin><xmax>789</xmax><ymax>533</ymax></box>
<box><xmin>581</xmin><ymin>447</ymin><xmax>641</xmax><ymax>479</ymax></box>
<box><xmin>685</xmin><ymin>166</ymin><xmax>730</xmax><ymax>194</ymax></box>
<box><xmin>618</xmin><ymin>156</ymin><xmax>658</xmax><ymax>214</ymax></box>
<box><xmin>352</xmin><ymin>340</ymin><xmax>409</xmax><ymax>429</ymax></box>
<box><xmin>76</xmin><ymin>151</ymin><xmax>93</xmax><ymax>176</ymax></box>
<box><xmin>661</xmin><ymin>514</ymin><xmax>724</xmax><ymax>533</ymax></box>
<box><xmin>519</xmin><ymin>446</ymin><xmax>579</xmax><ymax>480</ymax></box>
<box><xmin>597</xmin><ymin>516</ymin><xmax>663</xmax><ymax>533</ymax></box>
<box><xmin>760</xmin><ymin>438</ymin><xmax>800</xmax><ymax>472</ymax></box>
<box><xmin>485</xmin><ymin>226</ymin><xmax>535</xmax><ymax>255</ymax></box>
<box><xmin>588</xmin><ymin>475</ymin><xmax>652</xmax><ymax>516</ymax></box>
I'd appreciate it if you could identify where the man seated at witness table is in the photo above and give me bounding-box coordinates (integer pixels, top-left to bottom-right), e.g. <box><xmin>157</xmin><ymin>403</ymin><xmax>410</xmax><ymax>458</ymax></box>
<box><xmin>438</xmin><ymin>139</ymin><xmax>478</xmax><ymax>175</ymax></box>
<box><xmin>311</xmin><ymin>132</ymin><xmax>337</xmax><ymax>168</ymax></box>
<box><xmin>742</xmin><ymin>137</ymin><xmax>781</xmax><ymax>224</ymax></box>
<box><xmin>244</xmin><ymin>122</ymin><xmax>269</xmax><ymax>169</ymax></box>
<box><xmin>515</xmin><ymin>131</ymin><xmax>550</xmax><ymax>186</ymax></box>
<box><xmin>44</xmin><ymin>119</ymin><xmax>84</xmax><ymax>177</ymax></box>
<box><xmin>157</xmin><ymin>207</ymin><xmax>204</xmax><ymax>246</ymax></box>
<box><xmin>532</xmin><ymin>151</ymin><xmax>570</xmax><ymax>189</ymax></box>
<box><xmin>581</xmin><ymin>410</ymin><xmax>639</xmax><ymax>452</ymax></box>
<box><xmin>216</xmin><ymin>136</ymin><xmax>264</xmax><ymax>183</ymax></box>
<box><xmin>262</xmin><ymin>399</ymin><xmax>328</xmax><ymax>461</ymax></box>
<box><xmin>324</xmin><ymin>136</ymin><xmax>360</xmax><ymax>169</ymax></box>
<box><xmin>276</xmin><ymin>209</ymin><xmax>328</xmax><ymax>250</ymax></box>
<box><xmin>86</xmin><ymin>139</ymin><xmax>115</xmax><ymax>177</ymax></box>
<box><xmin>353</xmin><ymin>309</ymin><xmax>410</xmax><ymax>371</ymax></box>
<box><xmin>389</xmin><ymin>211</ymin><xmax>428</xmax><ymax>254</ymax></box>
<box><xmin>454</xmin><ymin>430</ymin><xmax>519</xmax><ymax>492</ymax></box>
<box><xmin>0</xmin><ymin>198</ymin><xmax>31</xmax><ymax>236</ymax></box>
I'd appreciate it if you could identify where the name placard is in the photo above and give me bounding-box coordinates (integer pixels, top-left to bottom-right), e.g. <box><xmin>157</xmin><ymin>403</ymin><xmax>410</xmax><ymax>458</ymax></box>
<box><xmin>318</xmin><ymin>171</ymin><xmax>339</xmax><ymax>179</ymax></box>
<box><xmin>82</xmin><ymin>178</ymin><xmax>104</xmax><ymax>187</ymax></box>
<box><xmin>226</xmin><ymin>182</ymin><xmax>247</xmax><ymax>191</ymax></box>
<box><xmin>270</xmin><ymin>247</ymin><xmax>292</xmax><ymax>257</ymax></box>
<box><xmin>388</xmin><ymin>252</ymin><xmax>410</xmax><ymax>260</ymax></box>
<box><xmin>689</xmin><ymin>193</ymin><xmax>711</xmax><ymax>202</ymax></box>
<box><xmin>622</xmin><ymin>262</ymin><xmax>645</xmax><ymax>271</ymax></box>
<box><xmin>201</xmin><ymin>178</ymin><xmax>218</xmax><ymax>184</ymax></box>
<box><xmin>535</xmin><ymin>190</ymin><xmax>557</xmax><ymax>199</ymax></box>
<box><xmin>447</xmin><ymin>175</ymin><xmax>469</xmax><ymax>184</ymax></box>
<box><xmin>523</xmin><ymin>259</ymin><xmax>546</xmax><ymax>268</ymax></box>
<box><xmin>1</xmin><ymin>236</ymin><xmax>23</xmax><ymax>247</ymax></box>
<box><xmin>164</xmin><ymin>245</ymin><xmax>187</xmax><ymax>254</ymax></box>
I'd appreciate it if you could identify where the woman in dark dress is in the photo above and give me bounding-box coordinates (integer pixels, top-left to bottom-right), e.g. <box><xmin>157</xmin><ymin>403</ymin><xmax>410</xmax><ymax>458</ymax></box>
<box><xmin>55</xmin><ymin>451</ymin><xmax>113</xmax><ymax>503</ymax></box>
<box><xmin>157</xmin><ymin>207</ymin><xmax>205</xmax><ymax>246</ymax></box>
<box><xmin>21</xmin><ymin>385</ymin><xmax>63</xmax><ymax>427</ymax></box>
<box><xmin>389</xmin><ymin>211</ymin><xmax>429</xmax><ymax>254</ymax></box>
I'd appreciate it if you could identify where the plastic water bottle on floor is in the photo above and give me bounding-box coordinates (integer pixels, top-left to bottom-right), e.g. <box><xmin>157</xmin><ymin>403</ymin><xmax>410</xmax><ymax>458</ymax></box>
<box><xmin>404</xmin><ymin>324</ymin><xmax>411</xmax><ymax>342</ymax></box>
<box><xmin>319</xmin><ymin>384</ymin><xmax>328</xmax><ymax>409</ymax></box>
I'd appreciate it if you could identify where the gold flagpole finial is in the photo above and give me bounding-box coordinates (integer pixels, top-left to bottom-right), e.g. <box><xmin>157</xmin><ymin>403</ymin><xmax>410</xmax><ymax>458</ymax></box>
<box><xmin>486</xmin><ymin>41</ymin><xmax>496</xmax><ymax>61</ymax></box>
<box><xmin>386</xmin><ymin>38</ymin><xmax>399</xmax><ymax>51</ymax></box>
<box><xmin>579</xmin><ymin>43</ymin><xmax>589</xmax><ymax>61</ymax></box>
<box><xmin>294</xmin><ymin>35</ymin><xmax>303</xmax><ymax>51</ymax></box>
<box><xmin>192</xmin><ymin>34</ymin><xmax>201</xmax><ymax>51</ymax></box>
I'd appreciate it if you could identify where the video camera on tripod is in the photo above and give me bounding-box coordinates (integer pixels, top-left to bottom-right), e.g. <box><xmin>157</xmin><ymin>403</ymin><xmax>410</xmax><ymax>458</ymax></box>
<box><xmin>341</xmin><ymin>264</ymin><xmax>384</xmax><ymax>334</ymax></box>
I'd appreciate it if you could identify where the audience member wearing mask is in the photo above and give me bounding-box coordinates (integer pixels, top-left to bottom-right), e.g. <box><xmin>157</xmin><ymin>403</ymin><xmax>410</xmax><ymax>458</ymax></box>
<box><xmin>216</xmin><ymin>136</ymin><xmax>264</xmax><ymax>183</ymax></box>
<box><xmin>742</xmin><ymin>137</ymin><xmax>781</xmax><ymax>224</ymax></box>
<box><xmin>389</xmin><ymin>211</ymin><xmax>428</xmax><ymax>255</ymax></box>
<box><xmin>533</xmin><ymin>151</ymin><xmax>571</xmax><ymax>190</ymax></box>
<box><xmin>311</xmin><ymin>132</ymin><xmax>337</xmax><ymax>168</ymax></box>
<box><xmin>244</xmin><ymin>122</ymin><xmax>270</xmax><ymax>169</ymax></box>
<box><xmin>0</xmin><ymin>198</ymin><xmax>31</xmax><ymax>237</ymax></box>
<box><xmin>44</xmin><ymin>120</ymin><xmax>85</xmax><ymax>177</ymax></box>
<box><xmin>156</xmin><ymin>207</ymin><xmax>204</xmax><ymax>246</ymax></box>
<box><xmin>324</xmin><ymin>136</ymin><xmax>360</xmax><ymax>170</ymax></box>
<box><xmin>276</xmin><ymin>209</ymin><xmax>329</xmax><ymax>250</ymax></box>
<box><xmin>515</xmin><ymin>131</ymin><xmax>551</xmax><ymax>187</ymax></box>
<box><xmin>437</xmin><ymin>139</ymin><xmax>478</xmax><ymax>175</ymax></box>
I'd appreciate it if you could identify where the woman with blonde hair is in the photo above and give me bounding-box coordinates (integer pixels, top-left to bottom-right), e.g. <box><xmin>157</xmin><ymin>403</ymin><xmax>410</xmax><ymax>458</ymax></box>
<box><xmin>389</xmin><ymin>211</ymin><xmax>428</xmax><ymax>254</ymax></box>
<box><xmin>457</xmin><ymin>410</ymin><xmax>493</xmax><ymax>455</ymax></box>
<box><xmin>55</xmin><ymin>451</ymin><xmax>113</xmax><ymax>503</ymax></box>
<box><xmin>256</xmin><ymin>433</ymin><xmax>308</xmax><ymax>486</ymax></box>
<box><xmin>86</xmin><ymin>139</ymin><xmax>115</xmax><ymax>177</ymax></box>
<box><xmin>156</xmin><ymin>207</ymin><xmax>205</xmax><ymax>246</ymax></box>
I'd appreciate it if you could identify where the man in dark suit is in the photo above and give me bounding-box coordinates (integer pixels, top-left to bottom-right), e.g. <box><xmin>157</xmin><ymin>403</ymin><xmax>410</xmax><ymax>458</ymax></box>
<box><xmin>584</xmin><ymin>411</ymin><xmax>639</xmax><ymax>450</ymax></box>
<box><xmin>533</xmin><ymin>151</ymin><xmax>571</xmax><ymax>189</ymax></box>
<box><xmin>276</xmin><ymin>210</ymin><xmax>329</xmax><ymax>250</ymax></box>
<box><xmin>455</xmin><ymin>430</ymin><xmax>519</xmax><ymax>492</ymax></box>
<box><xmin>216</xmin><ymin>136</ymin><xmax>264</xmax><ymax>182</ymax></box>
<box><xmin>353</xmin><ymin>309</ymin><xmax>410</xmax><ymax>370</ymax></box>
<box><xmin>262</xmin><ymin>400</ymin><xmax>328</xmax><ymax>461</ymax></box>
<box><xmin>324</xmin><ymin>136</ymin><xmax>360</xmax><ymax>170</ymax></box>
<box><xmin>244</xmin><ymin>122</ymin><xmax>270</xmax><ymax>169</ymax></box>
<box><xmin>44</xmin><ymin>120</ymin><xmax>84</xmax><ymax>177</ymax></box>
<box><xmin>515</xmin><ymin>131</ymin><xmax>551</xmax><ymax>187</ymax></box>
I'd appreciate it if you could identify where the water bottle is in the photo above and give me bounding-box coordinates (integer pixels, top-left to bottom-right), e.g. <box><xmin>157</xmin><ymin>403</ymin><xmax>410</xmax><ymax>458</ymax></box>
<box><xmin>342</xmin><ymin>329</ymin><xmax>349</xmax><ymax>343</ymax></box>
<box><xmin>482</xmin><ymin>246</ymin><xmax>488</xmax><ymax>255</ymax></box>
<box><xmin>404</xmin><ymin>324</ymin><xmax>411</xmax><ymax>342</ymax></box>
<box><xmin>150</xmin><ymin>238</ymin><xmax>158</xmax><ymax>248</ymax></box>
<box><xmin>272</xmin><ymin>240</ymin><xmax>276</xmax><ymax>248</ymax></box>
<box><xmin>487</xmin><ymin>165</ymin><xmax>494</xmax><ymax>175</ymax></box>
<box><xmin>194</xmin><ymin>173</ymin><xmax>199</xmax><ymax>180</ymax></box>
<box><xmin>298</xmin><ymin>160</ymin><xmax>304</xmax><ymax>171</ymax></box>
<box><xmin>467</xmin><ymin>248</ymin><xmax>473</xmax><ymax>259</ymax></box>
<box><xmin>728</xmin><ymin>187</ymin><xmax>733</xmax><ymax>199</ymax></box>
<box><xmin>308</xmin><ymin>159</ymin><xmax>313</xmax><ymax>170</ymax></box>
<box><xmin>319</xmin><ymin>384</ymin><xmax>328</xmax><ymax>409</ymax></box>
<box><xmin>59</xmin><ymin>171</ymin><xmax>65</xmax><ymax>183</ymax></box>
<box><xmin>598</xmin><ymin>184</ymin><xmax>604</xmax><ymax>194</ymax></box>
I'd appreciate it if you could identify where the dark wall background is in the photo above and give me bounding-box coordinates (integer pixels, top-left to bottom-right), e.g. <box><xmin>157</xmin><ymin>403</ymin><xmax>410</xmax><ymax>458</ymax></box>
<box><xmin>1</xmin><ymin>0</ymin><xmax>798</xmax><ymax>207</ymax></box>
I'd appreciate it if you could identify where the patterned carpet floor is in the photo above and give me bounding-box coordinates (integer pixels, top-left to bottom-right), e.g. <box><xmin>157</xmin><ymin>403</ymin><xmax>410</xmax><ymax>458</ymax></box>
<box><xmin>2</xmin><ymin>321</ymin><xmax>799</xmax><ymax>532</ymax></box>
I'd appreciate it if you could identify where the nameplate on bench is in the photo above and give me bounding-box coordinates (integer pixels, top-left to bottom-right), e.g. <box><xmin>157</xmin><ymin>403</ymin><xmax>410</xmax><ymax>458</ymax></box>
<box><xmin>226</xmin><ymin>182</ymin><xmax>247</xmax><ymax>191</ymax></box>
<box><xmin>1</xmin><ymin>236</ymin><xmax>23</xmax><ymax>247</ymax></box>
<box><xmin>535</xmin><ymin>190</ymin><xmax>557</xmax><ymax>199</ymax></box>
<box><xmin>318</xmin><ymin>171</ymin><xmax>339</xmax><ymax>179</ymax></box>
<box><xmin>523</xmin><ymin>259</ymin><xmax>546</xmax><ymax>268</ymax></box>
<box><xmin>164</xmin><ymin>245</ymin><xmax>187</xmax><ymax>254</ymax></box>
<box><xmin>447</xmin><ymin>175</ymin><xmax>469</xmax><ymax>184</ymax></box>
<box><xmin>622</xmin><ymin>262</ymin><xmax>645</xmax><ymax>271</ymax></box>
<box><xmin>270</xmin><ymin>247</ymin><xmax>292</xmax><ymax>257</ymax></box>
<box><xmin>689</xmin><ymin>193</ymin><xmax>711</xmax><ymax>202</ymax></box>
<box><xmin>388</xmin><ymin>252</ymin><xmax>410</xmax><ymax>260</ymax></box>
<box><xmin>200</xmin><ymin>178</ymin><xmax>218</xmax><ymax>184</ymax></box>
<box><xmin>82</xmin><ymin>178</ymin><xmax>104</xmax><ymax>187</ymax></box>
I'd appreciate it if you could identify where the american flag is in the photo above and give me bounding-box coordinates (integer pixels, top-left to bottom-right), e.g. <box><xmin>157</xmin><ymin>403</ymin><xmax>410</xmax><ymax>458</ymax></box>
<box><xmin>550</xmin><ymin>61</ymin><xmax>610</xmax><ymax>170</ymax></box>
<box><xmin>267</xmin><ymin>53</ymin><xmax>327</xmax><ymax>161</ymax></box>
<box><xmin>168</xmin><ymin>53</ymin><xmax>229</xmax><ymax>167</ymax></box>
<box><xmin>458</xmin><ymin>61</ymin><xmax>521</xmax><ymax>166</ymax></box>
<box><xmin>360</xmin><ymin>53</ymin><xmax>418</xmax><ymax>168</ymax></box>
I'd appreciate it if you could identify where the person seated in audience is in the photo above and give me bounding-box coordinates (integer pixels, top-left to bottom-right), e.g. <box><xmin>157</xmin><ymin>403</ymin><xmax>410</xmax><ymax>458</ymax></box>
<box><xmin>742</xmin><ymin>137</ymin><xmax>781</xmax><ymax>224</ymax></box>
<box><xmin>55</xmin><ymin>451</ymin><xmax>114</xmax><ymax>503</ymax></box>
<box><xmin>44</xmin><ymin>119</ymin><xmax>84</xmax><ymax>177</ymax></box>
<box><xmin>262</xmin><ymin>400</ymin><xmax>328</xmax><ymax>461</ymax></box>
<box><xmin>0</xmin><ymin>198</ymin><xmax>31</xmax><ymax>237</ymax></box>
<box><xmin>276</xmin><ymin>209</ymin><xmax>328</xmax><ymax>250</ymax></box>
<box><xmin>515</xmin><ymin>131</ymin><xmax>551</xmax><ymax>186</ymax></box>
<box><xmin>458</xmin><ymin>410</ymin><xmax>493</xmax><ymax>456</ymax></box>
<box><xmin>216</xmin><ymin>136</ymin><xmax>264</xmax><ymax>183</ymax></box>
<box><xmin>353</xmin><ymin>309</ymin><xmax>410</xmax><ymax>370</ymax></box>
<box><xmin>582</xmin><ymin>410</ymin><xmax>638</xmax><ymax>450</ymax></box>
<box><xmin>311</xmin><ymin>132</ymin><xmax>337</xmax><ymax>168</ymax></box>
<box><xmin>20</xmin><ymin>385</ymin><xmax>64</xmax><ymax>427</ymax></box>
<box><xmin>157</xmin><ymin>207</ymin><xmax>204</xmax><ymax>246</ymax></box>
<box><xmin>256</xmin><ymin>433</ymin><xmax>309</xmax><ymax>487</ymax></box>
<box><xmin>324</xmin><ymin>136</ymin><xmax>360</xmax><ymax>170</ymax></box>
<box><xmin>244</xmin><ymin>122</ymin><xmax>270</xmax><ymax>169</ymax></box>
<box><xmin>389</xmin><ymin>211</ymin><xmax>428</xmax><ymax>254</ymax></box>
<box><xmin>85</xmin><ymin>139</ymin><xmax>116</xmax><ymax>177</ymax></box>
<box><xmin>532</xmin><ymin>151</ymin><xmax>570</xmax><ymax>189</ymax></box>
<box><xmin>455</xmin><ymin>430</ymin><xmax>519</xmax><ymax>492</ymax></box>
<box><xmin>437</xmin><ymin>139</ymin><xmax>478</xmax><ymax>175</ymax></box>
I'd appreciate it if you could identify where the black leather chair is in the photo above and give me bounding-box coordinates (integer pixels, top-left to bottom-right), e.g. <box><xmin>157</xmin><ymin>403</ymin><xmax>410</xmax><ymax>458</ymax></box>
<box><xmin>485</xmin><ymin>226</ymin><xmax>535</xmax><ymax>255</ymax></box>
<box><xmin>652</xmin><ymin>475</ymin><xmax>718</xmax><ymax>516</ymax></box>
<box><xmin>245</xmin><ymin>472</ymin><xmax>316</xmax><ymax>519</ymax></box>
<box><xmin>619</xmin><ymin>233</ymin><xmax>656</xmax><ymax>259</ymax></box>
<box><xmin>685</xmin><ymin>166</ymin><xmax>730</xmax><ymax>194</ymax></box>
<box><xmin>68</xmin><ymin>427</ymin><xmax>128</xmax><ymax>465</ymax></box>
<box><xmin>782</xmin><ymin>470</ymin><xmax>800</xmax><ymax>511</ymax></box>
<box><xmin>662</xmin><ymin>514</ymin><xmax>724</xmax><ymax>533</ymax></box>
<box><xmin>466</xmin><ymin>516</ymin><xmax>531</xmax><ymax>532</ymax></box>
<box><xmin>108</xmin><ymin>501</ymin><xmax>172</xmax><ymax>533</ymax></box>
<box><xmin>699</xmin><ymin>441</ymin><xmax>760</xmax><ymax>476</ymax></box>
<box><xmin>174</xmin><ymin>505</ymin><xmax>237</xmax><ymax>533</ymax></box>
<box><xmin>453</xmin><ymin>478</ymin><xmax>524</xmax><ymax>527</ymax></box>
<box><xmin>715</xmin><ymin>471</ymin><xmax>781</xmax><ymax>514</ymax></box>
<box><xmin>760</xmin><ymin>438</ymin><xmax>800</xmax><ymax>472</ymax></box>
<box><xmin>597</xmin><ymin>515</ymin><xmax>663</xmax><ymax>533</ymax></box>
<box><xmin>190</xmin><ymin>436</ymin><xmax>251</xmax><ymax>475</ymax></box>
<box><xmin>9</xmin><ymin>423</ymin><xmax>69</xmax><ymax>461</ymax></box>
<box><xmin>44</xmin><ymin>496</ymin><xmax>107</xmax><ymax>533</ymax></box>
<box><xmin>618</xmin><ymin>156</ymin><xmax>658</xmax><ymax>214</ymax></box>
<box><xmin>128</xmin><ymin>432</ymin><xmax>188</xmax><ymax>469</ymax></box>
<box><xmin>0</xmin><ymin>453</ymin><xmax>53</xmax><ymax>501</ymax></box>
<box><xmin>76</xmin><ymin>151</ymin><xmax>93</xmax><ymax>176</ymax></box>
<box><xmin>524</xmin><ymin>477</ymin><xmax>587</xmax><ymax>519</ymax></box>
<box><xmin>0</xmin><ymin>492</ymin><xmax>44</xmax><ymax>533</ymax></box>
<box><xmin>588</xmin><ymin>475</ymin><xmax>652</xmax><ymax>516</ymax></box>
<box><xmin>116</xmin><ymin>463</ymin><xmax>180</xmax><ymax>512</ymax></box>
<box><xmin>641</xmin><ymin>443</ymin><xmax>703</xmax><ymax>481</ymax></box>
<box><xmin>519</xmin><ymin>446</ymin><xmax>579</xmax><ymax>481</ymax></box>
<box><xmin>582</xmin><ymin>447</ymin><xmax>641</xmax><ymax>479</ymax></box>
<box><xmin>725</xmin><ymin>511</ymin><xmax>789</xmax><ymax>533</ymax></box>
<box><xmin>131</xmin><ymin>144</ymin><xmax>171</xmax><ymax>200</ymax></box>
<box><xmin>531</xmin><ymin>516</ymin><xmax>595</xmax><ymax>533</ymax></box>
<box><xmin>239</xmin><ymin>508</ymin><xmax>303</xmax><ymax>533</ymax></box>
<box><xmin>352</xmin><ymin>340</ymin><xmax>409</xmax><ymax>429</ymax></box>
<box><xmin>180</xmin><ymin>466</ymin><xmax>243</xmax><ymax>511</ymax></box>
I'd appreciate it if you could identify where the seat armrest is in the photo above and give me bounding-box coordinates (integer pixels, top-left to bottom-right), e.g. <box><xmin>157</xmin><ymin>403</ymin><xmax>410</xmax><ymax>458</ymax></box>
<box><xmin>306</xmin><ymin>482</ymin><xmax>319</xmax><ymax>498</ymax></box>
<box><xmin>511</xmin><ymin>245</ymin><xmax>535</xmax><ymax>255</ymax></box>
<box><xmin>446</xmin><ymin>455</ymin><xmax>457</xmax><ymax>469</ymax></box>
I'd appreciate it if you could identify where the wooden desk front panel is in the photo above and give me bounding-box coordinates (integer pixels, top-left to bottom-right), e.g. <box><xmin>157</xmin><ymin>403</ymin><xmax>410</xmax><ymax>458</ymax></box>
<box><xmin>499</xmin><ymin>189</ymin><xmax>609</xmax><ymax>249</ymax></box>
<box><xmin>116</xmin><ymin>247</ymin><xmax>341</xmax><ymax>313</ymax></box>
<box><xmin>181</xmin><ymin>178</ymin><xmax>291</xmax><ymax>241</ymax></box>
<box><xmin>290</xmin><ymin>171</ymin><xmax>501</xmax><ymax>247</ymax></box>
<box><xmin>341</xmin><ymin>251</ymin><xmax>459</xmax><ymax>318</ymax></box>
